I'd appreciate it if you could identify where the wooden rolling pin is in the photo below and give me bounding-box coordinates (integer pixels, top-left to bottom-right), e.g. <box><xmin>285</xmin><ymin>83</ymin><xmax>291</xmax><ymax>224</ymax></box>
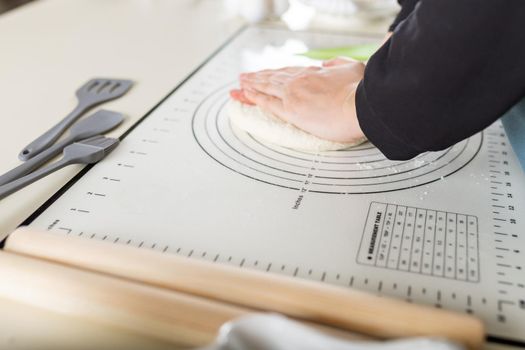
<box><xmin>6</xmin><ymin>227</ymin><xmax>485</xmax><ymax>349</ymax></box>
<box><xmin>0</xmin><ymin>250</ymin><xmax>246</xmax><ymax>348</ymax></box>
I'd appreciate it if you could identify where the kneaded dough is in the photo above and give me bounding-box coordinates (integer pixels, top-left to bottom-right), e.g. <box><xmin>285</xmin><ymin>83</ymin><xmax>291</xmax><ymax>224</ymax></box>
<box><xmin>227</xmin><ymin>99</ymin><xmax>366</xmax><ymax>152</ymax></box>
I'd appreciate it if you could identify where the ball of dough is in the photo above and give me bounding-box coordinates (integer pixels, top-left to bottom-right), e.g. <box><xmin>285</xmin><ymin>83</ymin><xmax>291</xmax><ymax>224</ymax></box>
<box><xmin>227</xmin><ymin>99</ymin><xmax>366</xmax><ymax>152</ymax></box>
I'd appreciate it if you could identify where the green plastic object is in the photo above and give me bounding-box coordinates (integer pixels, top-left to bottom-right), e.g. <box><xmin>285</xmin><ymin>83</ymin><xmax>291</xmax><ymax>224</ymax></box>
<box><xmin>300</xmin><ymin>43</ymin><xmax>379</xmax><ymax>62</ymax></box>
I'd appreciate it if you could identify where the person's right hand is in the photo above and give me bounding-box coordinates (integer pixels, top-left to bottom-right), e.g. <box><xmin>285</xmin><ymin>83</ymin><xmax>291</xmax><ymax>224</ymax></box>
<box><xmin>230</xmin><ymin>59</ymin><xmax>366</xmax><ymax>144</ymax></box>
<box><xmin>229</xmin><ymin>56</ymin><xmax>358</xmax><ymax>104</ymax></box>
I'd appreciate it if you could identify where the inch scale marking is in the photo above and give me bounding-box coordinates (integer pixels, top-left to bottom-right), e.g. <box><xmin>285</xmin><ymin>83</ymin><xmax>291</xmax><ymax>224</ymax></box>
<box><xmin>23</xmin><ymin>26</ymin><xmax>525</xmax><ymax>347</ymax></box>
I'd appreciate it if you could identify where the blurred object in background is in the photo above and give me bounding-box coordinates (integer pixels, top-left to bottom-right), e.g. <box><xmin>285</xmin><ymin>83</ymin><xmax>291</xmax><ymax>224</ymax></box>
<box><xmin>223</xmin><ymin>0</ymin><xmax>289</xmax><ymax>23</ymax></box>
<box><xmin>282</xmin><ymin>0</ymin><xmax>399</xmax><ymax>33</ymax></box>
<box><xmin>285</xmin><ymin>0</ymin><xmax>399</xmax><ymax>31</ymax></box>
<box><xmin>224</xmin><ymin>0</ymin><xmax>398</xmax><ymax>34</ymax></box>
<box><xmin>0</xmin><ymin>0</ymin><xmax>34</xmax><ymax>15</ymax></box>
<box><xmin>301</xmin><ymin>0</ymin><xmax>399</xmax><ymax>20</ymax></box>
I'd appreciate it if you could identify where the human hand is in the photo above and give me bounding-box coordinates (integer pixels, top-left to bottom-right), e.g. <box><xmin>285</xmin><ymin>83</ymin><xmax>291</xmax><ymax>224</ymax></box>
<box><xmin>230</xmin><ymin>59</ymin><xmax>366</xmax><ymax>143</ymax></box>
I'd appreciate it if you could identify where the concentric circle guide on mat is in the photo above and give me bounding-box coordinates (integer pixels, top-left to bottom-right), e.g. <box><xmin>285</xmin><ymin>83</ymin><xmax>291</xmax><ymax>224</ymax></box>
<box><xmin>192</xmin><ymin>83</ymin><xmax>482</xmax><ymax>194</ymax></box>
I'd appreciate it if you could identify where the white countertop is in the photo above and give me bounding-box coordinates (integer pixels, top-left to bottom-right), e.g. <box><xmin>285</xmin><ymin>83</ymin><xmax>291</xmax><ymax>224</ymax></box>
<box><xmin>0</xmin><ymin>0</ymin><xmax>244</xmax><ymax>241</ymax></box>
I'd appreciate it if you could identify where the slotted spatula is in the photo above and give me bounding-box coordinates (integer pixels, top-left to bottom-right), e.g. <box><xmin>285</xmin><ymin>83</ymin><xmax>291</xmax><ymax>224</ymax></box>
<box><xmin>19</xmin><ymin>78</ymin><xmax>132</xmax><ymax>161</ymax></box>
<box><xmin>1</xmin><ymin>136</ymin><xmax>119</xmax><ymax>200</ymax></box>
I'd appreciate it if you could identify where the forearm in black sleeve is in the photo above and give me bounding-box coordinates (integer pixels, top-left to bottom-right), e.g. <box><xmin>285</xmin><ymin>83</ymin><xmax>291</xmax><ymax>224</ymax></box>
<box><xmin>356</xmin><ymin>0</ymin><xmax>525</xmax><ymax>160</ymax></box>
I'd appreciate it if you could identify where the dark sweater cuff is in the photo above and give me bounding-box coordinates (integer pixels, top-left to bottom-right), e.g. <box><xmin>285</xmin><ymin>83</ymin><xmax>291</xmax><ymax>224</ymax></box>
<box><xmin>355</xmin><ymin>81</ymin><xmax>420</xmax><ymax>160</ymax></box>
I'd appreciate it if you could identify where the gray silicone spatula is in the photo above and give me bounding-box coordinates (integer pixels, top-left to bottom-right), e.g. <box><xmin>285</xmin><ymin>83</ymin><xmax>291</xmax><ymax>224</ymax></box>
<box><xmin>0</xmin><ymin>136</ymin><xmax>119</xmax><ymax>200</ymax></box>
<box><xmin>0</xmin><ymin>109</ymin><xmax>123</xmax><ymax>186</ymax></box>
<box><xmin>19</xmin><ymin>78</ymin><xmax>132</xmax><ymax>161</ymax></box>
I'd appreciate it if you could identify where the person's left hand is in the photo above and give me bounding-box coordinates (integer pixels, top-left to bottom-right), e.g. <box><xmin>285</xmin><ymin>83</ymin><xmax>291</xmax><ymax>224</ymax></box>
<box><xmin>230</xmin><ymin>58</ymin><xmax>366</xmax><ymax>143</ymax></box>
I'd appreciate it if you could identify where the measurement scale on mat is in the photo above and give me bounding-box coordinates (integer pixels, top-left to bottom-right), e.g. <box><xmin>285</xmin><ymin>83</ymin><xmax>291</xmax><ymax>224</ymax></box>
<box><xmin>22</xmin><ymin>26</ymin><xmax>525</xmax><ymax>347</ymax></box>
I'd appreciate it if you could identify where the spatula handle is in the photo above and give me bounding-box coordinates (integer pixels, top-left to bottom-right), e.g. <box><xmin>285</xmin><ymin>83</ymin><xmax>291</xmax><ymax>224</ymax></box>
<box><xmin>0</xmin><ymin>159</ymin><xmax>68</xmax><ymax>200</ymax></box>
<box><xmin>18</xmin><ymin>103</ymin><xmax>85</xmax><ymax>161</ymax></box>
<box><xmin>0</xmin><ymin>138</ymin><xmax>70</xmax><ymax>186</ymax></box>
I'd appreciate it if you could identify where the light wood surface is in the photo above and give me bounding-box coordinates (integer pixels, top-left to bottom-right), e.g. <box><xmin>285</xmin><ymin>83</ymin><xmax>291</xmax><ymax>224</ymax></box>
<box><xmin>0</xmin><ymin>297</ymin><xmax>179</xmax><ymax>350</ymax></box>
<box><xmin>0</xmin><ymin>249</ymin><xmax>250</xmax><ymax>348</ymax></box>
<box><xmin>7</xmin><ymin>227</ymin><xmax>486</xmax><ymax>349</ymax></box>
<box><xmin>0</xmin><ymin>232</ymin><xmax>369</xmax><ymax>348</ymax></box>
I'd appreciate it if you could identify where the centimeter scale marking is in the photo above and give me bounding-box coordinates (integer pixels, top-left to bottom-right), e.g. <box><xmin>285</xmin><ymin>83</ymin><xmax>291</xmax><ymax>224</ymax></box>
<box><xmin>485</xmin><ymin>125</ymin><xmax>524</xmax><ymax>325</ymax></box>
<box><xmin>50</xmin><ymin>218</ymin><xmax>490</xmax><ymax>312</ymax></box>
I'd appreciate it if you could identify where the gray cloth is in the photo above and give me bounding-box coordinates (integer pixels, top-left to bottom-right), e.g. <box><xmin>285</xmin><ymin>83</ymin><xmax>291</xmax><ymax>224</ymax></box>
<box><xmin>200</xmin><ymin>314</ymin><xmax>465</xmax><ymax>350</ymax></box>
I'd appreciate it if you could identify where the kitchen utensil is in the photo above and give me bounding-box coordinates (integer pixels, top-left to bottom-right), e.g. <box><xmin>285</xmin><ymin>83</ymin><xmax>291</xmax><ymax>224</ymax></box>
<box><xmin>6</xmin><ymin>228</ymin><xmax>485</xmax><ymax>350</ymax></box>
<box><xmin>0</xmin><ymin>136</ymin><xmax>119</xmax><ymax>200</ymax></box>
<box><xmin>0</xmin><ymin>250</ymin><xmax>246</xmax><ymax>348</ymax></box>
<box><xmin>0</xmin><ymin>110</ymin><xmax>123</xmax><ymax>186</ymax></box>
<box><xmin>19</xmin><ymin>78</ymin><xmax>132</xmax><ymax>161</ymax></box>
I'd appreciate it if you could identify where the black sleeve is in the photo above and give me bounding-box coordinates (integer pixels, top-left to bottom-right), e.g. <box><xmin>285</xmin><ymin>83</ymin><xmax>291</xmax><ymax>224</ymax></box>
<box><xmin>389</xmin><ymin>0</ymin><xmax>419</xmax><ymax>32</ymax></box>
<box><xmin>356</xmin><ymin>0</ymin><xmax>525</xmax><ymax>160</ymax></box>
